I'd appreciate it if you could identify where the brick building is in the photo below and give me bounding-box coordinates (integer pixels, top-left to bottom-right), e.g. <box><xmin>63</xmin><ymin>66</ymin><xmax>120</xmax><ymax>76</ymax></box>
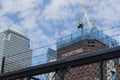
<box><xmin>56</xmin><ymin>28</ymin><xmax>119</xmax><ymax>80</ymax></box>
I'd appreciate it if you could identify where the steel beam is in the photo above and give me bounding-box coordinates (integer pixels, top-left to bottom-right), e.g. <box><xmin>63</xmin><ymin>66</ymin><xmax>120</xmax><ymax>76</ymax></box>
<box><xmin>99</xmin><ymin>60</ymin><xmax>103</xmax><ymax>80</ymax></box>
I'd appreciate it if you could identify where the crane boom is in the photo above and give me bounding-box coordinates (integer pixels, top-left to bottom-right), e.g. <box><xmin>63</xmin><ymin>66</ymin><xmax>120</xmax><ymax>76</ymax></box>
<box><xmin>81</xmin><ymin>2</ymin><xmax>92</xmax><ymax>28</ymax></box>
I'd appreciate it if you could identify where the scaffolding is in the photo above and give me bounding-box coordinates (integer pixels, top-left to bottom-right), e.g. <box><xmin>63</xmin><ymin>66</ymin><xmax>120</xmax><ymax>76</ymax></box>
<box><xmin>57</xmin><ymin>28</ymin><xmax>119</xmax><ymax>49</ymax></box>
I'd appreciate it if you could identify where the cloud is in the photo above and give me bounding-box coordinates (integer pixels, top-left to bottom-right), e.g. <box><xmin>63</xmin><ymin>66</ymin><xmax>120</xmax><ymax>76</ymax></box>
<box><xmin>93</xmin><ymin>0</ymin><xmax>120</xmax><ymax>26</ymax></box>
<box><xmin>90</xmin><ymin>0</ymin><xmax>120</xmax><ymax>41</ymax></box>
<box><xmin>0</xmin><ymin>0</ymin><xmax>120</xmax><ymax>58</ymax></box>
<box><xmin>0</xmin><ymin>0</ymin><xmax>120</xmax><ymax>67</ymax></box>
<box><xmin>0</xmin><ymin>0</ymin><xmax>42</xmax><ymax>13</ymax></box>
<box><xmin>41</xmin><ymin>0</ymin><xmax>81</xmax><ymax>21</ymax></box>
<box><xmin>0</xmin><ymin>0</ymin><xmax>49</xmax><ymax>51</ymax></box>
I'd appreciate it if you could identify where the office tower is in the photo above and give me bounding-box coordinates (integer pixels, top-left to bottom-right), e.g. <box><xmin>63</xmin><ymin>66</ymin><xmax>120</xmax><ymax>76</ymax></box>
<box><xmin>0</xmin><ymin>29</ymin><xmax>32</xmax><ymax>73</ymax></box>
<box><xmin>46</xmin><ymin>48</ymin><xmax>57</xmax><ymax>80</ymax></box>
<box><xmin>47</xmin><ymin>48</ymin><xmax>57</xmax><ymax>62</ymax></box>
<box><xmin>35</xmin><ymin>48</ymin><xmax>57</xmax><ymax>80</ymax></box>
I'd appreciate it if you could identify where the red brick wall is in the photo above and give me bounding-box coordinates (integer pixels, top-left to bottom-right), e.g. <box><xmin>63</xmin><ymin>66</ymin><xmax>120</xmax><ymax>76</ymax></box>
<box><xmin>57</xmin><ymin>39</ymin><xmax>106</xmax><ymax>59</ymax></box>
<box><xmin>56</xmin><ymin>39</ymin><xmax>118</xmax><ymax>80</ymax></box>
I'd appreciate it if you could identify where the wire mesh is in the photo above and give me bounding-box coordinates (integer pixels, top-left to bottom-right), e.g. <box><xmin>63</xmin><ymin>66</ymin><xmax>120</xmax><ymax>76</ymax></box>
<box><xmin>13</xmin><ymin>58</ymin><xmax>120</xmax><ymax>80</ymax></box>
<box><xmin>47</xmin><ymin>62</ymin><xmax>99</xmax><ymax>80</ymax></box>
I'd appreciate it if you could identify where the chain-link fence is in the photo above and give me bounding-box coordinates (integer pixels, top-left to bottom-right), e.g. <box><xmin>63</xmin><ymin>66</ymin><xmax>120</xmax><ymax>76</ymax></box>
<box><xmin>13</xmin><ymin>58</ymin><xmax>119</xmax><ymax>80</ymax></box>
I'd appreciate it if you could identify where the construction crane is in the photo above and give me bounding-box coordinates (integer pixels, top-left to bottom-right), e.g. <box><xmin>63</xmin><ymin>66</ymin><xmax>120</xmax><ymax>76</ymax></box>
<box><xmin>81</xmin><ymin>2</ymin><xmax>93</xmax><ymax>28</ymax></box>
<box><xmin>78</xmin><ymin>0</ymin><xmax>96</xmax><ymax>29</ymax></box>
<box><xmin>80</xmin><ymin>1</ymin><xmax>117</xmax><ymax>80</ymax></box>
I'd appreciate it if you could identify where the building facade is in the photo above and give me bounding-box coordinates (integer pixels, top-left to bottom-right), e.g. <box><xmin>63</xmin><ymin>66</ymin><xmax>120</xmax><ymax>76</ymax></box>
<box><xmin>0</xmin><ymin>29</ymin><xmax>32</xmax><ymax>73</ymax></box>
<box><xmin>35</xmin><ymin>48</ymin><xmax>57</xmax><ymax>80</ymax></box>
<box><xmin>47</xmin><ymin>48</ymin><xmax>57</xmax><ymax>62</ymax></box>
<box><xmin>56</xmin><ymin>28</ymin><xmax>119</xmax><ymax>80</ymax></box>
<box><xmin>46</xmin><ymin>48</ymin><xmax>57</xmax><ymax>80</ymax></box>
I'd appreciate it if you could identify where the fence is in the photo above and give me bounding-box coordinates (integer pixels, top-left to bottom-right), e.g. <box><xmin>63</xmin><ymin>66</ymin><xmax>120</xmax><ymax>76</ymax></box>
<box><xmin>57</xmin><ymin>28</ymin><xmax>119</xmax><ymax>49</ymax></box>
<box><xmin>0</xmin><ymin>46</ymin><xmax>120</xmax><ymax>80</ymax></box>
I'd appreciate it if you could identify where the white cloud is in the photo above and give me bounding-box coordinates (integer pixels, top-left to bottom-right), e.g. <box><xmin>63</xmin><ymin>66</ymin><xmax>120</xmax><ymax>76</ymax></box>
<box><xmin>41</xmin><ymin>0</ymin><xmax>78</xmax><ymax>21</ymax></box>
<box><xmin>0</xmin><ymin>0</ymin><xmax>120</xmax><ymax>57</ymax></box>
<box><xmin>0</xmin><ymin>0</ymin><xmax>52</xmax><ymax>51</ymax></box>
<box><xmin>0</xmin><ymin>0</ymin><xmax>42</xmax><ymax>14</ymax></box>
<box><xmin>91</xmin><ymin>0</ymin><xmax>120</xmax><ymax>41</ymax></box>
<box><xmin>93</xmin><ymin>0</ymin><xmax>120</xmax><ymax>26</ymax></box>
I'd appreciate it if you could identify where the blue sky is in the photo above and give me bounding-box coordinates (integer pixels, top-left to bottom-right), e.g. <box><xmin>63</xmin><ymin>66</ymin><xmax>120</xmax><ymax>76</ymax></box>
<box><xmin>0</xmin><ymin>0</ymin><xmax>120</xmax><ymax>64</ymax></box>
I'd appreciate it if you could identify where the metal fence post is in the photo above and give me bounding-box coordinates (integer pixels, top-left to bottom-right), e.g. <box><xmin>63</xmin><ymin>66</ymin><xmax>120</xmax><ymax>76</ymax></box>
<box><xmin>57</xmin><ymin>68</ymin><xmax>67</xmax><ymax>80</ymax></box>
<box><xmin>1</xmin><ymin>56</ymin><xmax>5</xmax><ymax>73</ymax></box>
<box><xmin>99</xmin><ymin>60</ymin><xmax>103</xmax><ymax>80</ymax></box>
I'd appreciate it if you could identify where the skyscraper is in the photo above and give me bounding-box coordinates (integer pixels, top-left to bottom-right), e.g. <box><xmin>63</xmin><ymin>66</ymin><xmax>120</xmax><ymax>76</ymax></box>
<box><xmin>47</xmin><ymin>48</ymin><xmax>57</xmax><ymax>62</ymax></box>
<box><xmin>35</xmin><ymin>48</ymin><xmax>57</xmax><ymax>80</ymax></box>
<box><xmin>0</xmin><ymin>29</ymin><xmax>32</xmax><ymax>73</ymax></box>
<box><xmin>46</xmin><ymin>48</ymin><xmax>57</xmax><ymax>80</ymax></box>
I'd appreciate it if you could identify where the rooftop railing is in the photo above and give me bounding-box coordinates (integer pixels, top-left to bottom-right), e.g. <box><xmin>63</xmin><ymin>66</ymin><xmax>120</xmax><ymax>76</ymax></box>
<box><xmin>57</xmin><ymin>28</ymin><xmax>119</xmax><ymax>49</ymax></box>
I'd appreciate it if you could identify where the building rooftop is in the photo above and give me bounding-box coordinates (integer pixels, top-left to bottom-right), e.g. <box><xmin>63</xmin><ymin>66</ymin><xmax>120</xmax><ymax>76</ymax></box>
<box><xmin>1</xmin><ymin>29</ymin><xmax>29</xmax><ymax>40</ymax></box>
<box><xmin>57</xmin><ymin>28</ymin><xmax>119</xmax><ymax>49</ymax></box>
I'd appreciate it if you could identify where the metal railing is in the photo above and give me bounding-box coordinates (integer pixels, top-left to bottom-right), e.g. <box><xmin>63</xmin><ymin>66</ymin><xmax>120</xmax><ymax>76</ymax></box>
<box><xmin>57</xmin><ymin>28</ymin><xmax>119</xmax><ymax>49</ymax></box>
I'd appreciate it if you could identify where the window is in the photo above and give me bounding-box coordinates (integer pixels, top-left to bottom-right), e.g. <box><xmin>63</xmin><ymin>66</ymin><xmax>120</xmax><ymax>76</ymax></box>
<box><xmin>88</xmin><ymin>45</ymin><xmax>94</xmax><ymax>47</ymax></box>
<box><xmin>91</xmin><ymin>45</ymin><xmax>94</xmax><ymax>47</ymax></box>
<box><xmin>1</xmin><ymin>34</ymin><xmax>5</xmax><ymax>40</ymax></box>
<box><xmin>88</xmin><ymin>45</ymin><xmax>91</xmax><ymax>47</ymax></box>
<box><xmin>88</xmin><ymin>40</ymin><xmax>95</xmax><ymax>44</ymax></box>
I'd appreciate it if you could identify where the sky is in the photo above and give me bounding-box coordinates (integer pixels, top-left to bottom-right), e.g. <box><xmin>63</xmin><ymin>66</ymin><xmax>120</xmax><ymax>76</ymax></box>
<box><xmin>0</xmin><ymin>0</ymin><xmax>120</xmax><ymax>64</ymax></box>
